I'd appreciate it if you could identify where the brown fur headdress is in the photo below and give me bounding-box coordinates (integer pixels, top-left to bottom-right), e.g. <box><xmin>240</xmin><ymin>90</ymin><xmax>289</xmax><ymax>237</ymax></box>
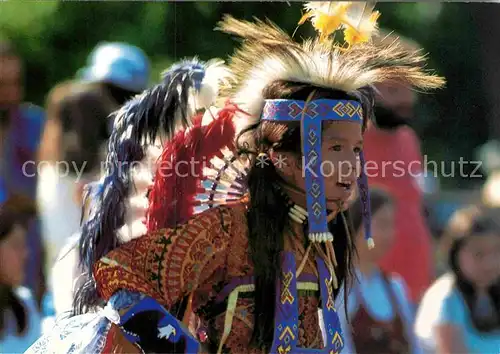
<box><xmin>217</xmin><ymin>4</ymin><xmax>445</xmax><ymax>127</ymax></box>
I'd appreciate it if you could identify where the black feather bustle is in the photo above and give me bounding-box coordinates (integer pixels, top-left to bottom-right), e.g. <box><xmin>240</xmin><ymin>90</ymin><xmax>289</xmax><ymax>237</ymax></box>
<box><xmin>74</xmin><ymin>59</ymin><xmax>209</xmax><ymax>315</ymax></box>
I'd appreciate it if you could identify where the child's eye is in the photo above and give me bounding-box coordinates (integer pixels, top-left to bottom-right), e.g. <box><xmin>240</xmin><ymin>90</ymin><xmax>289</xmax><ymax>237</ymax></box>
<box><xmin>354</xmin><ymin>147</ymin><xmax>362</xmax><ymax>154</ymax></box>
<box><xmin>331</xmin><ymin>145</ymin><xmax>342</xmax><ymax>152</ymax></box>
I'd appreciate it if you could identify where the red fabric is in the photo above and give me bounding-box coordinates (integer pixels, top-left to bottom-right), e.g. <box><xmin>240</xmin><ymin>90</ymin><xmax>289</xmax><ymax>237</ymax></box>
<box><xmin>147</xmin><ymin>103</ymin><xmax>242</xmax><ymax>231</ymax></box>
<box><xmin>362</xmin><ymin>124</ymin><xmax>433</xmax><ymax>303</ymax></box>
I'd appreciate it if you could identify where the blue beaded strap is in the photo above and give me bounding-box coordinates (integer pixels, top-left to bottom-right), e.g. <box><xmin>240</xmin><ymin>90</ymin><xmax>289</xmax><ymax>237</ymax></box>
<box><xmin>270</xmin><ymin>252</ymin><xmax>300</xmax><ymax>353</ymax></box>
<box><xmin>357</xmin><ymin>151</ymin><xmax>374</xmax><ymax>247</ymax></box>
<box><xmin>261</xmin><ymin>99</ymin><xmax>363</xmax><ymax>123</ymax></box>
<box><xmin>270</xmin><ymin>252</ymin><xmax>345</xmax><ymax>353</ymax></box>
<box><xmin>317</xmin><ymin>257</ymin><xmax>344</xmax><ymax>354</ymax></box>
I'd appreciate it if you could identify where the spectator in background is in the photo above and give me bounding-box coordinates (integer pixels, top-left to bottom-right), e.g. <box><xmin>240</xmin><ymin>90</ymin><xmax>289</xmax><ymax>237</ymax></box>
<box><xmin>38</xmin><ymin>42</ymin><xmax>151</xmax><ymax>257</ymax></box>
<box><xmin>0</xmin><ymin>38</ymin><xmax>46</xmax><ymax>308</ymax></box>
<box><xmin>333</xmin><ymin>189</ymin><xmax>422</xmax><ymax>354</ymax></box>
<box><xmin>0</xmin><ymin>194</ymin><xmax>42</xmax><ymax>353</ymax></box>
<box><xmin>37</xmin><ymin>42</ymin><xmax>151</xmax><ymax>316</ymax></box>
<box><xmin>415</xmin><ymin>205</ymin><xmax>500</xmax><ymax>353</ymax></box>
<box><xmin>363</xmin><ymin>30</ymin><xmax>435</xmax><ymax>307</ymax></box>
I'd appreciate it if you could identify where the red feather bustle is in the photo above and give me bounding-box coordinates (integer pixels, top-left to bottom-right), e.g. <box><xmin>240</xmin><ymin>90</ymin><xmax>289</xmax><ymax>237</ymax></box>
<box><xmin>147</xmin><ymin>102</ymin><xmax>246</xmax><ymax>231</ymax></box>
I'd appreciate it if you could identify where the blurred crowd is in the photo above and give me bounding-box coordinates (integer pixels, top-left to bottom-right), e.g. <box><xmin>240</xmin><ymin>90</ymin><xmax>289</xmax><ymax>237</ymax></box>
<box><xmin>0</xmin><ymin>27</ymin><xmax>499</xmax><ymax>354</ymax></box>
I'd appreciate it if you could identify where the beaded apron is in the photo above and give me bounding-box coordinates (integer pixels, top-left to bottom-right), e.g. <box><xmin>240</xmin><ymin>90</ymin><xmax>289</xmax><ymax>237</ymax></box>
<box><xmin>270</xmin><ymin>251</ymin><xmax>344</xmax><ymax>354</ymax></box>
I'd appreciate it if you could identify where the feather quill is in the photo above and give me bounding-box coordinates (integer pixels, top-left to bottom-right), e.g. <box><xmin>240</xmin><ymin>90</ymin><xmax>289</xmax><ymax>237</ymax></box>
<box><xmin>147</xmin><ymin>103</ymin><xmax>240</xmax><ymax>231</ymax></box>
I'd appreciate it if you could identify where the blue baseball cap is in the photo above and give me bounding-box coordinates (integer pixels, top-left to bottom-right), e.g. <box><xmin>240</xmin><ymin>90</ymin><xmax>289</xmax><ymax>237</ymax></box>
<box><xmin>77</xmin><ymin>42</ymin><xmax>151</xmax><ymax>93</ymax></box>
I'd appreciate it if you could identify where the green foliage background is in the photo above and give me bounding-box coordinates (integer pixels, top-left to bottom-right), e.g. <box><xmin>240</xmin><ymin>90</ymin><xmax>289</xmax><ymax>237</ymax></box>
<box><xmin>0</xmin><ymin>2</ymin><xmax>487</xmax><ymax>189</ymax></box>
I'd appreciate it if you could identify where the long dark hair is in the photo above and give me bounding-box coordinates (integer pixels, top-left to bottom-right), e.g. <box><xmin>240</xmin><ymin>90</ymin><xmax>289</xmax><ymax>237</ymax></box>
<box><xmin>442</xmin><ymin>205</ymin><xmax>500</xmax><ymax>332</ymax></box>
<box><xmin>0</xmin><ymin>194</ymin><xmax>36</xmax><ymax>338</ymax></box>
<box><xmin>236</xmin><ymin>80</ymin><xmax>375</xmax><ymax>350</ymax></box>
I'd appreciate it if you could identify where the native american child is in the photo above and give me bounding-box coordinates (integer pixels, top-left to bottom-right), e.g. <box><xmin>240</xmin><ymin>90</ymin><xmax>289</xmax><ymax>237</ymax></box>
<box><xmin>27</xmin><ymin>2</ymin><xmax>444</xmax><ymax>353</ymax></box>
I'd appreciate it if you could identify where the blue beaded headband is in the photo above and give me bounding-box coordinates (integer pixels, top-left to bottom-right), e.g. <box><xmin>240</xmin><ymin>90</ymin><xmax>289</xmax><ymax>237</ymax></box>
<box><xmin>261</xmin><ymin>98</ymin><xmax>373</xmax><ymax>246</ymax></box>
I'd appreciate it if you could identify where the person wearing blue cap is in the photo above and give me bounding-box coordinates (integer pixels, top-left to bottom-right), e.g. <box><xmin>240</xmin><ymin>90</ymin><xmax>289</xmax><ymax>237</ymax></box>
<box><xmin>40</xmin><ymin>41</ymin><xmax>151</xmax><ymax>180</ymax></box>
<box><xmin>77</xmin><ymin>41</ymin><xmax>151</xmax><ymax>95</ymax></box>
<box><xmin>38</xmin><ymin>42</ymin><xmax>151</xmax><ymax>317</ymax></box>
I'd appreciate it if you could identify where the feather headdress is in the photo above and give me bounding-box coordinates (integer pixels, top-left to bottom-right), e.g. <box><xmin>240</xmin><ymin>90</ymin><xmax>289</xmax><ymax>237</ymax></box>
<box><xmin>218</xmin><ymin>6</ymin><xmax>445</xmax><ymax>128</ymax></box>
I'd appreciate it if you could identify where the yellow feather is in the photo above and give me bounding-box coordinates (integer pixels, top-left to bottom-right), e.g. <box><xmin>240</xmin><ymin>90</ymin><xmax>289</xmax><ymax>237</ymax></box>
<box><xmin>298</xmin><ymin>2</ymin><xmax>353</xmax><ymax>42</ymax></box>
<box><xmin>344</xmin><ymin>10</ymin><xmax>380</xmax><ymax>46</ymax></box>
<box><xmin>298</xmin><ymin>12</ymin><xmax>313</xmax><ymax>25</ymax></box>
<box><xmin>299</xmin><ymin>1</ymin><xmax>381</xmax><ymax>46</ymax></box>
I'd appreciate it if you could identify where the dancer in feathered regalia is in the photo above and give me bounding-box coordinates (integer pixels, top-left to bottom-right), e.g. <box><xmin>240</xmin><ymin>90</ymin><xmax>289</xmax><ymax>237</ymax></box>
<box><xmin>27</xmin><ymin>2</ymin><xmax>444</xmax><ymax>353</ymax></box>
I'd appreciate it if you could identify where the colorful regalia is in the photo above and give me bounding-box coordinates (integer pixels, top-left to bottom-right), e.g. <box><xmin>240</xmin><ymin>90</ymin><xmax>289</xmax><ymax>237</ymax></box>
<box><xmin>28</xmin><ymin>2</ymin><xmax>444</xmax><ymax>353</ymax></box>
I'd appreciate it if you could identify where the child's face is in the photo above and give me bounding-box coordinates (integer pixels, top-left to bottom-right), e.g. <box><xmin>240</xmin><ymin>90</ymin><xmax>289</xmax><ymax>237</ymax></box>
<box><xmin>356</xmin><ymin>203</ymin><xmax>395</xmax><ymax>263</ymax></box>
<box><xmin>276</xmin><ymin>120</ymin><xmax>363</xmax><ymax>215</ymax></box>
<box><xmin>459</xmin><ymin>233</ymin><xmax>500</xmax><ymax>289</ymax></box>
